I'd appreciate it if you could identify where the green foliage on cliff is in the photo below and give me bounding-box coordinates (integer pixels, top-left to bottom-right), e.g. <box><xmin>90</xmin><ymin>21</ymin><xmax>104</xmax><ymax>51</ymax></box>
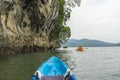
<box><xmin>59</xmin><ymin>26</ymin><xmax>71</xmax><ymax>43</ymax></box>
<box><xmin>50</xmin><ymin>0</ymin><xmax>80</xmax><ymax>44</ymax></box>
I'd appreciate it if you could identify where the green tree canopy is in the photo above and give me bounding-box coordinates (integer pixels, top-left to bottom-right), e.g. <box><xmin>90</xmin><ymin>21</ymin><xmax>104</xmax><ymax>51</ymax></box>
<box><xmin>49</xmin><ymin>0</ymin><xmax>81</xmax><ymax>44</ymax></box>
<box><xmin>59</xmin><ymin>26</ymin><xmax>71</xmax><ymax>43</ymax></box>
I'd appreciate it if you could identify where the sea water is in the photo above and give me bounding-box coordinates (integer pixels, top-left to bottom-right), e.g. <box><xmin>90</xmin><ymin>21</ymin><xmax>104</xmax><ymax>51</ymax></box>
<box><xmin>0</xmin><ymin>47</ymin><xmax>120</xmax><ymax>80</ymax></box>
<box><xmin>57</xmin><ymin>47</ymin><xmax>120</xmax><ymax>80</ymax></box>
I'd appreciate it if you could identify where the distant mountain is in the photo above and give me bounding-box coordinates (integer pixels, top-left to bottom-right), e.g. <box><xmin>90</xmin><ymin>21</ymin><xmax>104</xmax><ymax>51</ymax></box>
<box><xmin>114</xmin><ymin>43</ymin><xmax>120</xmax><ymax>46</ymax></box>
<box><xmin>62</xmin><ymin>39</ymin><xmax>120</xmax><ymax>47</ymax></box>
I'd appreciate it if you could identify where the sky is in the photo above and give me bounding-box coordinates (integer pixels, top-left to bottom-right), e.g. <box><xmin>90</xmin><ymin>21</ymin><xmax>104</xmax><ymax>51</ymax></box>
<box><xmin>67</xmin><ymin>0</ymin><xmax>120</xmax><ymax>43</ymax></box>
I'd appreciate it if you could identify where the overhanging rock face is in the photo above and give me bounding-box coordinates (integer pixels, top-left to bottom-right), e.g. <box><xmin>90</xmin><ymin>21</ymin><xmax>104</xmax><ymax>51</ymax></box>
<box><xmin>0</xmin><ymin>0</ymin><xmax>59</xmax><ymax>55</ymax></box>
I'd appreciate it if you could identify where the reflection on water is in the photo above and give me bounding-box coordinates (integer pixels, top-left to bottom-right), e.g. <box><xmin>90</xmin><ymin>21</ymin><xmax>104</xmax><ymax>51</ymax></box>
<box><xmin>0</xmin><ymin>47</ymin><xmax>120</xmax><ymax>80</ymax></box>
<box><xmin>57</xmin><ymin>47</ymin><xmax>120</xmax><ymax>80</ymax></box>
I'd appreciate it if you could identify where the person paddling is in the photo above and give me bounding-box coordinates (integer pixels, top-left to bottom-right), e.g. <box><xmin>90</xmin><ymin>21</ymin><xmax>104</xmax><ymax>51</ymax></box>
<box><xmin>77</xmin><ymin>46</ymin><xmax>83</xmax><ymax>51</ymax></box>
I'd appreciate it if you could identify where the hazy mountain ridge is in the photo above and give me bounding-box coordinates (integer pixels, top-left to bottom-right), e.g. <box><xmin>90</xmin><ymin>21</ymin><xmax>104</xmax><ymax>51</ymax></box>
<box><xmin>62</xmin><ymin>39</ymin><xmax>120</xmax><ymax>47</ymax></box>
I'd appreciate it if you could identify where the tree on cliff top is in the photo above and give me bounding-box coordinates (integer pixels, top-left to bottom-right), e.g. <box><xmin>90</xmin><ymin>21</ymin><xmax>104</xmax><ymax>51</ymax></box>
<box><xmin>49</xmin><ymin>0</ymin><xmax>81</xmax><ymax>44</ymax></box>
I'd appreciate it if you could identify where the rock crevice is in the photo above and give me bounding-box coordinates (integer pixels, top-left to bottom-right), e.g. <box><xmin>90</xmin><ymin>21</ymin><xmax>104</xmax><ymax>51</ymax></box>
<box><xmin>0</xmin><ymin>0</ymin><xmax>59</xmax><ymax>55</ymax></box>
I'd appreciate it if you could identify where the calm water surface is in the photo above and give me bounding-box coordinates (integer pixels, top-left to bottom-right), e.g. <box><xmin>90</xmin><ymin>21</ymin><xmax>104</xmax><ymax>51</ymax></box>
<box><xmin>0</xmin><ymin>47</ymin><xmax>120</xmax><ymax>80</ymax></box>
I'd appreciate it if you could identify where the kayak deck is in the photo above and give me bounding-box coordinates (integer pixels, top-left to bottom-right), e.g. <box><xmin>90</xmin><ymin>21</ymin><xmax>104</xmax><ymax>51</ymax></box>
<box><xmin>38</xmin><ymin>56</ymin><xmax>68</xmax><ymax>76</ymax></box>
<box><xmin>31</xmin><ymin>56</ymin><xmax>76</xmax><ymax>80</ymax></box>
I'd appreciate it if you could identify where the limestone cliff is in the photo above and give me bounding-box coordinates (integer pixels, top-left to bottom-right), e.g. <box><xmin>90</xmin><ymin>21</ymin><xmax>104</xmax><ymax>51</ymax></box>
<box><xmin>0</xmin><ymin>0</ymin><xmax>59</xmax><ymax>55</ymax></box>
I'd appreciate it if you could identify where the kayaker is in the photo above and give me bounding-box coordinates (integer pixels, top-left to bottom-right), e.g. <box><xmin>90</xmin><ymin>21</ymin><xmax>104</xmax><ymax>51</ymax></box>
<box><xmin>77</xmin><ymin>46</ymin><xmax>83</xmax><ymax>51</ymax></box>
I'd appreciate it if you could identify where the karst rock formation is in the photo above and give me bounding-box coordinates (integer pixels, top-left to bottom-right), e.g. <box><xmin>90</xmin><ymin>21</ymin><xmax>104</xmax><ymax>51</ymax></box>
<box><xmin>0</xmin><ymin>0</ymin><xmax>59</xmax><ymax>55</ymax></box>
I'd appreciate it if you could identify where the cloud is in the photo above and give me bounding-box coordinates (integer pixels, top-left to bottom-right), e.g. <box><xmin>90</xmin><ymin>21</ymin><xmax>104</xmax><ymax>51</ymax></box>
<box><xmin>67</xmin><ymin>0</ymin><xmax>120</xmax><ymax>43</ymax></box>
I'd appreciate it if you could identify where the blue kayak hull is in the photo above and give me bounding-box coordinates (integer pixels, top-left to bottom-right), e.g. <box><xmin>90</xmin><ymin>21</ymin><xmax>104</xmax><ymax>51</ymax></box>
<box><xmin>33</xmin><ymin>56</ymin><xmax>76</xmax><ymax>80</ymax></box>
